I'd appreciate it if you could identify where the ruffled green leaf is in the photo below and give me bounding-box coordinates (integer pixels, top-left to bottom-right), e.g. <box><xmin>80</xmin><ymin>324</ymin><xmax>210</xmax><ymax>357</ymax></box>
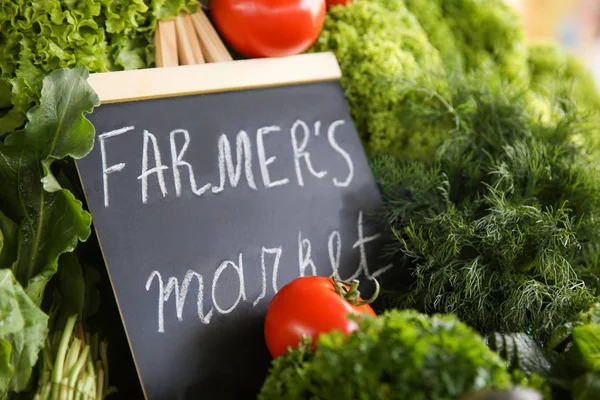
<box><xmin>152</xmin><ymin>0</ymin><xmax>198</xmax><ymax>21</ymax></box>
<box><xmin>572</xmin><ymin>324</ymin><xmax>600</xmax><ymax>372</ymax></box>
<box><xmin>0</xmin><ymin>67</ymin><xmax>99</xmax><ymax>304</ymax></box>
<box><xmin>0</xmin><ymin>269</ymin><xmax>48</xmax><ymax>395</ymax></box>
<box><xmin>0</xmin><ymin>0</ymin><xmax>194</xmax><ymax>132</ymax></box>
<box><xmin>0</xmin><ymin>210</ymin><xmax>18</xmax><ymax>270</ymax></box>
<box><xmin>573</xmin><ymin>372</ymin><xmax>600</xmax><ymax>400</ymax></box>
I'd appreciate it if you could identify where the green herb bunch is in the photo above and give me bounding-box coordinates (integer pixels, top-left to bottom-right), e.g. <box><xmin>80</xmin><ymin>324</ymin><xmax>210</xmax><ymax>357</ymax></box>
<box><xmin>259</xmin><ymin>310</ymin><xmax>530</xmax><ymax>400</ymax></box>
<box><xmin>527</xmin><ymin>42</ymin><xmax>600</xmax><ymax>112</ymax></box>
<box><xmin>312</xmin><ymin>0</ymin><xmax>600</xmax><ymax>162</ymax></box>
<box><xmin>309</xmin><ymin>0</ymin><xmax>450</xmax><ymax>160</ymax></box>
<box><xmin>526</xmin><ymin>41</ymin><xmax>600</xmax><ymax>154</ymax></box>
<box><xmin>404</xmin><ymin>0</ymin><xmax>528</xmax><ymax>83</ymax></box>
<box><xmin>372</xmin><ymin>77</ymin><xmax>600</xmax><ymax>344</ymax></box>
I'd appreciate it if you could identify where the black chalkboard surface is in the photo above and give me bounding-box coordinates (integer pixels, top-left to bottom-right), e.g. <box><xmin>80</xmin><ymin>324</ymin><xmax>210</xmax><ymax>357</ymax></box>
<box><xmin>76</xmin><ymin>53</ymin><xmax>389</xmax><ymax>399</ymax></box>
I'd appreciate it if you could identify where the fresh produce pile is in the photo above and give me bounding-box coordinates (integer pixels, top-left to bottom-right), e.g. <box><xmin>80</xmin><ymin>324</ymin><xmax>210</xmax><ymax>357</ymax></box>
<box><xmin>0</xmin><ymin>2</ymin><xmax>195</xmax><ymax>398</ymax></box>
<box><xmin>1</xmin><ymin>0</ymin><xmax>600</xmax><ymax>399</ymax></box>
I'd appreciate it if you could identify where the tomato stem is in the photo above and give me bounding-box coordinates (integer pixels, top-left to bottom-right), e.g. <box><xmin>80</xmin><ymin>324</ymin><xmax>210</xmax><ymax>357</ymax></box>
<box><xmin>332</xmin><ymin>276</ymin><xmax>379</xmax><ymax>306</ymax></box>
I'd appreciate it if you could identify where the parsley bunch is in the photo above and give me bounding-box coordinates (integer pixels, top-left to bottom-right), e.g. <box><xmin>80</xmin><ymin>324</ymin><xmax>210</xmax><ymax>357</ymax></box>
<box><xmin>259</xmin><ymin>310</ymin><xmax>523</xmax><ymax>400</ymax></box>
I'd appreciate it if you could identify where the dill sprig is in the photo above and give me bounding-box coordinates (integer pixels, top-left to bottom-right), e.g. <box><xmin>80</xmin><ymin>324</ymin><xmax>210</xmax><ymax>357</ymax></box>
<box><xmin>372</xmin><ymin>77</ymin><xmax>600</xmax><ymax>343</ymax></box>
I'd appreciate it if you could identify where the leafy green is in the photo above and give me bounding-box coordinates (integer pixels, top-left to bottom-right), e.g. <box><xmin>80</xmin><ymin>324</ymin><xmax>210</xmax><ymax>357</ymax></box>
<box><xmin>405</xmin><ymin>0</ymin><xmax>527</xmax><ymax>82</ymax></box>
<box><xmin>0</xmin><ymin>66</ymin><xmax>101</xmax><ymax>397</ymax></box>
<box><xmin>0</xmin><ymin>210</ymin><xmax>18</xmax><ymax>270</ymax></box>
<box><xmin>259</xmin><ymin>310</ymin><xmax>520</xmax><ymax>400</ymax></box>
<box><xmin>487</xmin><ymin>304</ymin><xmax>600</xmax><ymax>400</ymax></box>
<box><xmin>573</xmin><ymin>372</ymin><xmax>600</xmax><ymax>400</ymax></box>
<box><xmin>526</xmin><ymin>41</ymin><xmax>600</xmax><ymax>155</ymax></box>
<box><xmin>372</xmin><ymin>77</ymin><xmax>600</xmax><ymax>343</ymax></box>
<box><xmin>309</xmin><ymin>0</ymin><xmax>449</xmax><ymax>160</ymax></box>
<box><xmin>572</xmin><ymin>325</ymin><xmax>600</xmax><ymax>372</ymax></box>
<box><xmin>0</xmin><ymin>0</ymin><xmax>198</xmax><ymax>132</ymax></box>
<box><xmin>0</xmin><ymin>67</ymin><xmax>98</xmax><ymax>306</ymax></box>
<box><xmin>51</xmin><ymin>253</ymin><xmax>86</xmax><ymax>333</ymax></box>
<box><xmin>0</xmin><ymin>269</ymin><xmax>49</xmax><ymax>396</ymax></box>
<box><xmin>487</xmin><ymin>333</ymin><xmax>553</xmax><ymax>377</ymax></box>
<box><xmin>153</xmin><ymin>0</ymin><xmax>198</xmax><ymax>20</ymax></box>
<box><xmin>33</xmin><ymin>315</ymin><xmax>114</xmax><ymax>400</ymax></box>
<box><xmin>49</xmin><ymin>252</ymin><xmax>101</xmax><ymax>333</ymax></box>
<box><xmin>565</xmin><ymin>305</ymin><xmax>600</xmax><ymax>399</ymax></box>
<box><xmin>0</xmin><ymin>80</ymin><xmax>11</xmax><ymax>109</ymax></box>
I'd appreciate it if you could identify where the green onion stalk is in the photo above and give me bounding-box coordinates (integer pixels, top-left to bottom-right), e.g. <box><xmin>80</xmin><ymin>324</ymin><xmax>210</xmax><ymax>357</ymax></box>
<box><xmin>33</xmin><ymin>315</ymin><xmax>115</xmax><ymax>400</ymax></box>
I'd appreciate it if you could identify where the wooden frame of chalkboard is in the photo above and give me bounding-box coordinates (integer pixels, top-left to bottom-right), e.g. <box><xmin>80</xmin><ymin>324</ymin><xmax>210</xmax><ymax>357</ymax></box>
<box><xmin>77</xmin><ymin>51</ymin><xmax>384</xmax><ymax>399</ymax></box>
<box><xmin>83</xmin><ymin>52</ymin><xmax>342</xmax><ymax>398</ymax></box>
<box><xmin>88</xmin><ymin>52</ymin><xmax>342</xmax><ymax>103</ymax></box>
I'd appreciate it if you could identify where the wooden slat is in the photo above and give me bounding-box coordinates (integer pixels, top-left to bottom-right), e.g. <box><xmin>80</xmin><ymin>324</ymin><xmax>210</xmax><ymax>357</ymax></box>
<box><xmin>155</xmin><ymin>22</ymin><xmax>163</xmax><ymax>67</ymax></box>
<box><xmin>183</xmin><ymin>13</ymin><xmax>205</xmax><ymax>64</ymax></box>
<box><xmin>155</xmin><ymin>20</ymin><xmax>178</xmax><ymax>67</ymax></box>
<box><xmin>88</xmin><ymin>52</ymin><xmax>342</xmax><ymax>104</ymax></box>
<box><xmin>190</xmin><ymin>9</ymin><xmax>233</xmax><ymax>63</ymax></box>
<box><xmin>174</xmin><ymin>13</ymin><xmax>205</xmax><ymax>65</ymax></box>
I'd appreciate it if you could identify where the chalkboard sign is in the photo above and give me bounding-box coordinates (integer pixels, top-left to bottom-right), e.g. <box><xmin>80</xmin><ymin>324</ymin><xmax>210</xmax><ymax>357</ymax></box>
<box><xmin>77</xmin><ymin>53</ymin><xmax>389</xmax><ymax>399</ymax></box>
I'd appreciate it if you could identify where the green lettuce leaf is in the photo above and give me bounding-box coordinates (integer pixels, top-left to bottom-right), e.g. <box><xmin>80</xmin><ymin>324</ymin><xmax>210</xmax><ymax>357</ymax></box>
<box><xmin>0</xmin><ymin>67</ymin><xmax>99</xmax><ymax>304</ymax></box>
<box><xmin>109</xmin><ymin>34</ymin><xmax>150</xmax><ymax>70</ymax></box>
<box><xmin>1</xmin><ymin>0</ymin><xmax>194</xmax><ymax>136</ymax></box>
<box><xmin>0</xmin><ymin>109</ymin><xmax>26</xmax><ymax>136</ymax></box>
<box><xmin>0</xmin><ymin>269</ymin><xmax>49</xmax><ymax>395</ymax></box>
<box><xmin>0</xmin><ymin>210</ymin><xmax>18</xmax><ymax>269</ymax></box>
<box><xmin>0</xmin><ymin>80</ymin><xmax>12</xmax><ymax>109</ymax></box>
<box><xmin>152</xmin><ymin>0</ymin><xmax>198</xmax><ymax>21</ymax></box>
<box><xmin>573</xmin><ymin>372</ymin><xmax>600</xmax><ymax>400</ymax></box>
<box><xmin>572</xmin><ymin>324</ymin><xmax>600</xmax><ymax>372</ymax></box>
<box><xmin>0</xmin><ymin>339</ymin><xmax>11</xmax><ymax>391</ymax></box>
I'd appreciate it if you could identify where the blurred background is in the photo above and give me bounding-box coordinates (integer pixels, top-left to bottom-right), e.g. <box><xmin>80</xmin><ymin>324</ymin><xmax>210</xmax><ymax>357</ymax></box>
<box><xmin>507</xmin><ymin>0</ymin><xmax>600</xmax><ymax>89</ymax></box>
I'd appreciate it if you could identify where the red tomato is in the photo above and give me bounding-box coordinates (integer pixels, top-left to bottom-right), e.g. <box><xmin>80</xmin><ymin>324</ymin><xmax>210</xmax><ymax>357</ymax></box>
<box><xmin>326</xmin><ymin>0</ymin><xmax>352</xmax><ymax>7</ymax></box>
<box><xmin>210</xmin><ymin>0</ymin><xmax>326</xmax><ymax>58</ymax></box>
<box><xmin>264</xmin><ymin>275</ymin><xmax>377</xmax><ymax>359</ymax></box>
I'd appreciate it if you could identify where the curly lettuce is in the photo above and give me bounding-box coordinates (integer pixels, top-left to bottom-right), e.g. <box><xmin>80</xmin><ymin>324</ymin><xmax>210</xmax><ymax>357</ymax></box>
<box><xmin>0</xmin><ymin>0</ymin><xmax>197</xmax><ymax>133</ymax></box>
